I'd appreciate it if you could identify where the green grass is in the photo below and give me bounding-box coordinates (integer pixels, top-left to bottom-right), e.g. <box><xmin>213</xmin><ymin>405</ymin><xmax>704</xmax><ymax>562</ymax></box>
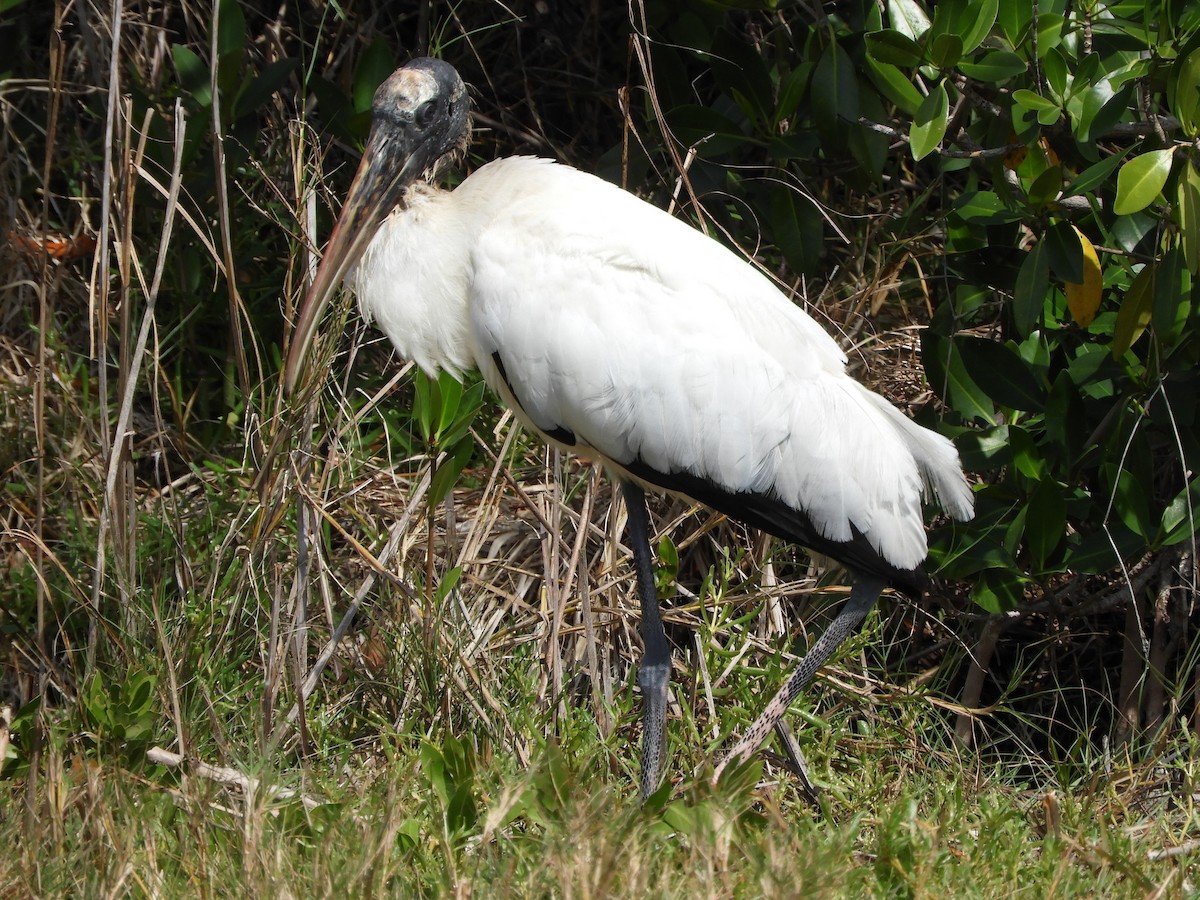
<box><xmin>3</xmin><ymin>452</ymin><xmax>1197</xmax><ymax>896</ymax></box>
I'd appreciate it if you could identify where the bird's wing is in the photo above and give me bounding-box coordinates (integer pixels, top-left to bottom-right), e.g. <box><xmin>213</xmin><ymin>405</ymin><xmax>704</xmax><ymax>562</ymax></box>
<box><xmin>462</xmin><ymin>158</ymin><xmax>961</xmax><ymax>576</ymax></box>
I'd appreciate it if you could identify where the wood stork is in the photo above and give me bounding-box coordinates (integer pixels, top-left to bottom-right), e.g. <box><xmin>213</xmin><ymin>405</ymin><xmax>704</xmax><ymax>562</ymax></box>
<box><xmin>284</xmin><ymin>57</ymin><xmax>975</xmax><ymax>800</ymax></box>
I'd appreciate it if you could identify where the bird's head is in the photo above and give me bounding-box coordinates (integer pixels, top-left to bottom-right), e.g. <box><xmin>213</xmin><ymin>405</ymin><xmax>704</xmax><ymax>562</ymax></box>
<box><xmin>284</xmin><ymin>57</ymin><xmax>469</xmax><ymax>395</ymax></box>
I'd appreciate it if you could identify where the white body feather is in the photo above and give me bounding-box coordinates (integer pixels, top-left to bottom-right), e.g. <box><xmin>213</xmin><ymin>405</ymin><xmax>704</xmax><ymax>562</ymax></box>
<box><xmin>351</xmin><ymin>156</ymin><xmax>973</xmax><ymax>571</ymax></box>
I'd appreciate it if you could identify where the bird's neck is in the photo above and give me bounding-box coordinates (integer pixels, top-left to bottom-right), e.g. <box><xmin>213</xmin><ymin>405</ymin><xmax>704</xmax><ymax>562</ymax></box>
<box><xmin>350</xmin><ymin>184</ymin><xmax>477</xmax><ymax>378</ymax></box>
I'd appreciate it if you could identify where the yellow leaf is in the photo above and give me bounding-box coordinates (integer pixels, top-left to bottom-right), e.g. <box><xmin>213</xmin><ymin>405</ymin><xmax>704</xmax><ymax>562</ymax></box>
<box><xmin>1064</xmin><ymin>225</ymin><xmax>1102</xmax><ymax>326</ymax></box>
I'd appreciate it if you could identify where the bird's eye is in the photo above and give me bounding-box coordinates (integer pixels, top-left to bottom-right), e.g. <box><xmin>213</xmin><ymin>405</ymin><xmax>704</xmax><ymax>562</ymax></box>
<box><xmin>414</xmin><ymin>99</ymin><xmax>438</xmax><ymax>128</ymax></box>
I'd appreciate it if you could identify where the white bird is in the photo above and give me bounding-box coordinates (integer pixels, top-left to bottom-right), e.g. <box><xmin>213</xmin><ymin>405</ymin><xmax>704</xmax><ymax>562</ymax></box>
<box><xmin>284</xmin><ymin>57</ymin><xmax>975</xmax><ymax>800</ymax></box>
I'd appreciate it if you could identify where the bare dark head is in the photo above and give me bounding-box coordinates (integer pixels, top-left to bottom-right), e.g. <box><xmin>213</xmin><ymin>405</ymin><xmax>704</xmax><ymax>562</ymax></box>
<box><xmin>284</xmin><ymin>58</ymin><xmax>470</xmax><ymax>394</ymax></box>
<box><xmin>370</xmin><ymin>58</ymin><xmax>470</xmax><ymax>173</ymax></box>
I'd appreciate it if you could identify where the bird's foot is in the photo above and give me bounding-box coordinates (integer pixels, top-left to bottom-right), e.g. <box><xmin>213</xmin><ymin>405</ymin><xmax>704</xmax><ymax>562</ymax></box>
<box><xmin>638</xmin><ymin>661</ymin><xmax>670</xmax><ymax>801</ymax></box>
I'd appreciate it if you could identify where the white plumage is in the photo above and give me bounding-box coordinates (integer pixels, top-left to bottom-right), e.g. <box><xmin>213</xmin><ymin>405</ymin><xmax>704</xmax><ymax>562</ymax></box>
<box><xmin>353</xmin><ymin>156</ymin><xmax>973</xmax><ymax>571</ymax></box>
<box><xmin>284</xmin><ymin>58</ymin><xmax>974</xmax><ymax>800</ymax></box>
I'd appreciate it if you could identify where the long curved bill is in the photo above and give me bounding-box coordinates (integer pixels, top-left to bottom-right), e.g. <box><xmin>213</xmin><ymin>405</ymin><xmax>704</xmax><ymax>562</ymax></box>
<box><xmin>283</xmin><ymin>130</ymin><xmax>424</xmax><ymax>395</ymax></box>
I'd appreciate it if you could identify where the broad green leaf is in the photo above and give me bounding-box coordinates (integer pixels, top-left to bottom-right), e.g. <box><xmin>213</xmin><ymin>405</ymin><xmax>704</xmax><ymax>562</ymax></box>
<box><xmin>812</xmin><ymin>41</ymin><xmax>858</xmax><ymax>140</ymax></box>
<box><xmin>234</xmin><ymin>58</ymin><xmax>300</xmax><ymax>121</ymax></box>
<box><xmin>1043</xmin><ymin>221</ymin><xmax>1083</xmax><ymax>284</ymax></box>
<box><xmin>957</xmin><ymin>0</ymin><xmax>998</xmax><ymax>53</ymax></box>
<box><xmin>865</xmin><ymin>29</ymin><xmax>924</xmax><ymax>68</ymax></box>
<box><xmin>353</xmin><ymin>40</ymin><xmax>395</xmax><ymax>113</ymax></box>
<box><xmin>1026</xmin><ymin>478</ymin><xmax>1066</xmax><ymax>569</ymax></box>
<box><xmin>1013</xmin><ymin>242</ymin><xmax>1050</xmax><ymax>336</ymax></box>
<box><xmin>1111</xmin><ymin>264</ymin><xmax>1155</xmax><ymax>358</ymax></box>
<box><xmin>1062</xmin><ymin>150</ymin><xmax>1128</xmax><ymax>198</ymax></box>
<box><xmin>953</xmin><ymin>191</ymin><xmax>1021</xmax><ymax>222</ymax></box>
<box><xmin>1152</xmin><ymin>245</ymin><xmax>1191</xmax><ymax>346</ymax></box>
<box><xmin>429</xmin><ymin>437</ymin><xmax>475</xmax><ymax>507</ymax></box>
<box><xmin>1033</xmin><ymin>13</ymin><xmax>1066</xmax><ymax>58</ymax></box>
<box><xmin>434</xmin><ymin>566</ymin><xmax>464</xmax><ymax>605</ymax></box>
<box><xmin>172</xmin><ymin>45</ymin><xmax>213</xmax><ymax>108</ymax></box>
<box><xmin>1113</xmin><ymin>148</ymin><xmax>1175</xmax><ymax>215</ymax></box>
<box><xmin>972</xmin><ymin>568</ymin><xmax>1024</xmax><ymax>613</ymax></box>
<box><xmin>216</xmin><ymin>0</ymin><xmax>245</xmax><ymax>60</ymax></box>
<box><xmin>1026</xmin><ymin>164</ymin><xmax>1062</xmax><ymax>209</ymax></box>
<box><xmin>888</xmin><ymin>0</ymin><xmax>931</xmax><ymax>39</ymax></box>
<box><xmin>1063</xmin><ymin>226</ymin><xmax>1103</xmax><ymax>327</ymax></box>
<box><xmin>928</xmin><ymin>32</ymin><xmax>964</xmax><ymax>70</ymax></box>
<box><xmin>1160</xmin><ymin>477</ymin><xmax>1200</xmax><ymax>546</ymax></box>
<box><xmin>922</xmin><ymin>333</ymin><xmax>996</xmax><ymax>424</ymax></box>
<box><xmin>910</xmin><ymin>81</ymin><xmax>948</xmax><ymax>161</ymax></box>
<box><xmin>775</xmin><ymin>65</ymin><xmax>810</xmax><ymax>123</ymax></box>
<box><xmin>957</xmin><ymin>336</ymin><xmax>1046</xmax><ymax>412</ymax></box>
<box><xmin>1065</xmin><ymin>524</ymin><xmax>1141</xmax><ymax>575</ymax></box>
<box><xmin>1012</xmin><ymin>89</ymin><xmax>1059</xmax><ymax>112</ymax></box>
<box><xmin>1111</xmin><ymin>460</ymin><xmax>1154</xmax><ymax>540</ymax></box>
<box><xmin>864</xmin><ymin>56</ymin><xmax>924</xmax><ymax>116</ymax></box>
<box><xmin>958</xmin><ymin>50</ymin><xmax>1026</xmax><ymax>83</ymax></box>
<box><xmin>1170</xmin><ymin>48</ymin><xmax>1200</xmax><ymax>133</ymax></box>
<box><xmin>1177</xmin><ymin>161</ymin><xmax>1200</xmax><ymax>274</ymax></box>
<box><xmin>1008</xmin><ymin>425</ymin><xmax>1044</xmax><ymax>480</ymax></box>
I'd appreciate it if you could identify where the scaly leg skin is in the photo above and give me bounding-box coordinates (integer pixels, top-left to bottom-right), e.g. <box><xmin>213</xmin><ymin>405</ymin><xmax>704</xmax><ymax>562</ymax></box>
<box><xmin>712</xmin><ymin>575</ymin><xmax>886</xmax><ymax>789</ymax></box>
<box><xmin>621</xmin><ymin>480</ymin><xmax>672</xmax><ymax>801</ymax></box>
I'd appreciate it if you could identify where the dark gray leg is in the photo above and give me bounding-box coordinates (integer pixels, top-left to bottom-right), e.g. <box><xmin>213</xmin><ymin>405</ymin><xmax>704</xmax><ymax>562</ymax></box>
<box><xmin>621</xmin><ymin>480</ymin><xmax>671</xmax><ymax>801</ymax></box>
<box><xmin>773</xmin><ymin>719</ymin><xmax>821</xmax><ymax>804</ymax></box>
<box><xmin>713</xmin><ymin>574</ymin><xmax>885</xmax><ymax>786</ymax></box>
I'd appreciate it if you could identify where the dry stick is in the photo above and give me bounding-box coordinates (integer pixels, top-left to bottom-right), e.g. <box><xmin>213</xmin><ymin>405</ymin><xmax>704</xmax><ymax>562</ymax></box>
<box><xmin>954</xmin><ymin>615</ymin><xmax>1007</xmax><ymax>748</ymax></box>
<box><xmin>145</xmin><ymin>746</ymin><xmax>325</xmax><ymax>812</ymax></box>
<box><xmin>209</xmin><ymin>0</ymin><xmax>253</xmax><ymax>407</ymax></box>
<box><xmin>87</xmin><ymin>0</ymin><xmax>124</xmax><ymax>671</ymax></box>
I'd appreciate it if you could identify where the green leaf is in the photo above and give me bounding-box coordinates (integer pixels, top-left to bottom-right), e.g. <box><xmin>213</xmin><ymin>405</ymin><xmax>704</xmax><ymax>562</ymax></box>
<box><xmin>922</xmin><ymin>333</ymin><xmax>996</xmax><ymax>424</ymax></box>
<box><xmin>1160</xmin><ymin>477</ymin><xmax>1200</xmax><ymax>546</ymax></box>
<box><xmin>429</xmin><ymin>438</ymin><xmax>475</xmax><ymax>507</ymax></box>
<box><xmin>864</xmin><ymin>56</ymin><xmax>924</xmax><ymax>117</ymax></box>
<box><xmin>812</xmin><ymin>41</ymin><xmax>858</xmax><ymax>139</ymax></box>
<box><xmin>1012</xmin><ymin>89</ymin><xmax>1059</xmax><ymax>112</ymax></box>
<box><xmin>1152</xmin><ymin>245</ymin><xmax>1191</xmax><ymax>346</ymax></box>
<box><xmin>1177</xmin><ymin>161</ymin><xmax>1200</xmax><ymax>274</ymax></box>
<box><xmin>972</xmin><ymin>568</ymin><xmax>1024</xmax><ymax>613</ymax></box>
<box><xmin>172</xmin><ymin>45</ymin><xmax>213</xmax><ymax>108</ymax></box>
<box><xmin>957</xmin><ymin>336</ymin><xmax>1046</xmax><ymax>412</ymax></box>
<box><xmin>1111</xmin><ymin>265</ymin><xmax>1155</xmax><ymax>358</ymax></box>
<box><xmin>1043</xmin><ymin>221</ymin><xmax>1083</xmax><ymax>284</ymax></box>
<box><xmin>1026</xmin><ymin>164</ymin><xmax>1062</xmax><ymax>209</ymax></box>
<box><xmin>1062</xmin><ymin>150</ymin><xmax>1128</xmax><ymax>198</ymax></box>
<box><xmin>233</xmin><ymin>58</ymin><xmax>299</xmax><ymax>121</ymax></box>
<box><xmin>1033</xmin><ymin>13</ymin><xmax>1066</xmax><ymax>58</ymax></box>
<box><xmin>434</xmin><ymin>566</ymin><xmax>463</xmax><ymax>605</ymax></box>
<box><xmin>953</xmin><ymin>191</ymin><xmax>1021</xmax><ymax>223</ymax></box>
<box><xmin>888</xmin><ymin>0</ymin><xmax>931</xmax><ymax>40</ymax></box>
<box><xmin>910</xmin><ymin>80</ymin><xmax>948</xmax><ymax>161</ymax></box>
<box><xmin>1026</xmin><ymin>479</ymin><xmax>1066</xmax><ymax>569</ymax></box>
<box><xmin>958</xmin><ymin>50</ymin><xmax>1026</xmax><ymax>83</ymax></box>
<box><xmin>353</xmin><ymin>40</ymin><xmax>395</xmax><ymax>113</ymax></box>
<box><xmin>216</xmin><ymin>0</ymin><xmax>245</xmax><ymax>60</ymax></box>
<box><xmin>1113</xmin><ymin>148</ymin><xmax>1175</xmax><ymax>215</ymax></box>
<box><xmin>1169</xmin><ymin>48</ymin><xmax>1200</xmax><ymax>133</ymax></box>
<box><xmin>956</xmin><ymin>0</ymin><xmax>998</xmax><ymax>53</ymax></box>
<box><xmin>866</xmin><ymin>29</ymin><xmax>925</xmax><ymax>68</ymax></box>
<box><xmin>928</xmin><ymin>32</ymin><xmax>964</xmax><ymax>70</ymax></box>
<box><xmin>1013</xmin><ymin>242</ymin><xmax>1050</xmax><ymax>336</ymax></box>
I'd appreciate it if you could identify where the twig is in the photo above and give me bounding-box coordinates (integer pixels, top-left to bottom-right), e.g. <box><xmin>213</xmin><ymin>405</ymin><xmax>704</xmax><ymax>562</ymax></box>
<box><xmin>146</xmin><ymin>746</ymin><xmax>325</xmax><ymax>812</ymax></box>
